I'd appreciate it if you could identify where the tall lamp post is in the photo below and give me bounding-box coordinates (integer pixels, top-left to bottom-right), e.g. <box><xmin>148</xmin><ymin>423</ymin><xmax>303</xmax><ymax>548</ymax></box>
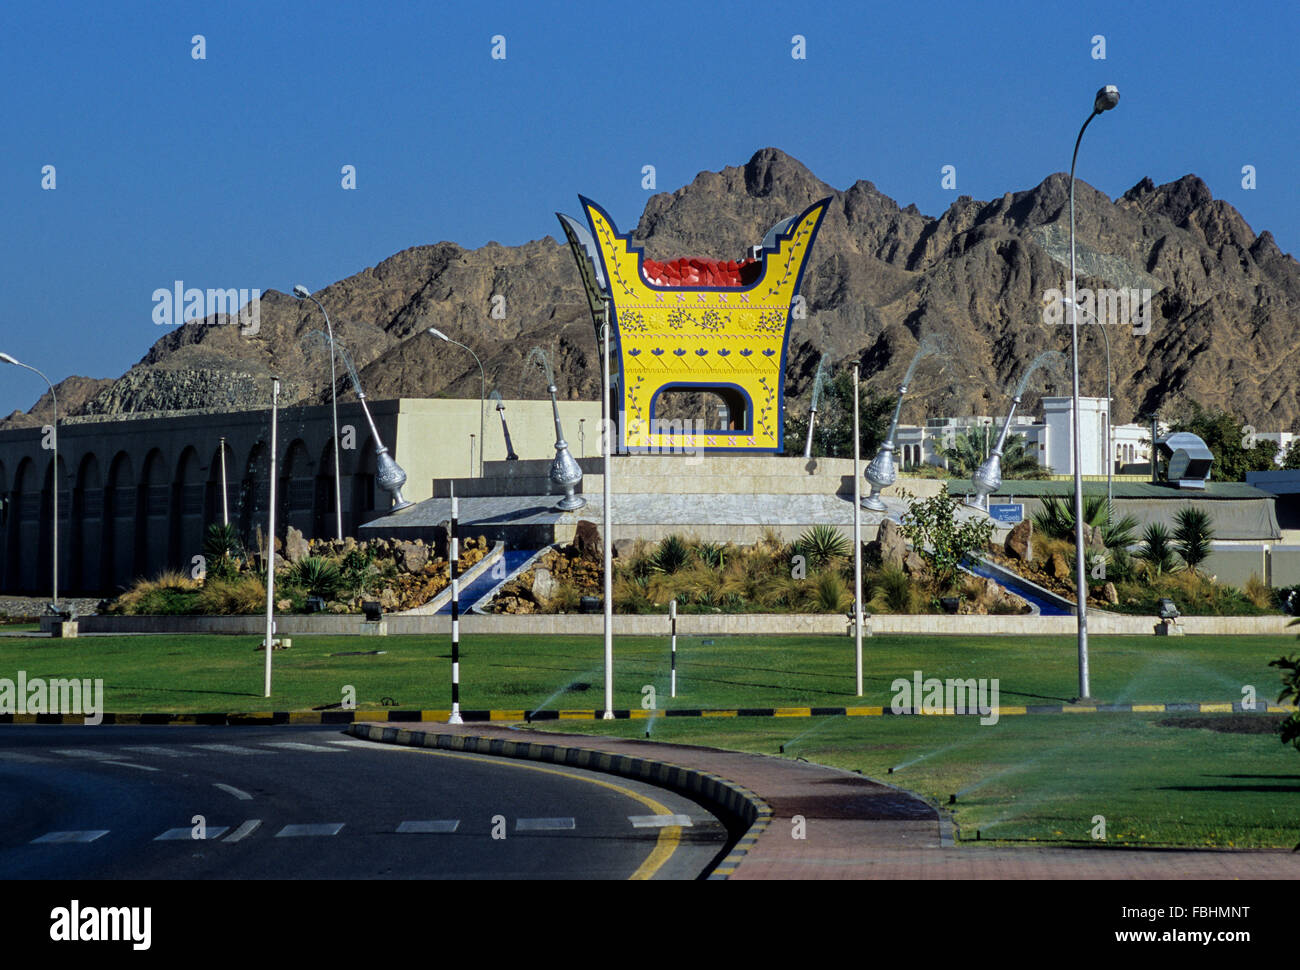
<box><xmin>1067</xmin><ymin>84</ymin><xmax>1120</xmax><ymax>702</ymax></box>
<box><xmin>292</xmin><ymin>285</ymin><xmax>344</xmax><ymax>540</ymax></box>
<box><xmin>428</xmin><ymin>329</ymin><xmax>485</xmax><ymax>478</ymax></box>
<box><xmin>1064</xmin><ymin>297</ymin><xmax>1113</xmax><ymax>514</ymax></box>
<box><xmin>0</xmin><ymin>353</ymin><xmax>58</xmax><ymax>610</ymax></box>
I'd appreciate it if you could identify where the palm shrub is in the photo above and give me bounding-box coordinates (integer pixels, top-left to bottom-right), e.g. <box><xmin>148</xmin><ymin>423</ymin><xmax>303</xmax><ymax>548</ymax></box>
<box><xmin>795</xmin><ymin>524</ymin><xmax>851</xmax><ymax>571</ymax></box>
<box><xmin>1032</xmin><ymin>494</ymin><xmax>1137</xmax><ymax>548</ymax></box>
<box><xmin>1136</xmin><ymin>522</ymin><xmax>1177</xmax><ymax>576</ymax></box>
<box><xmin>1173</xmin><ymin>508</ymin><xmax>1214</xmax><ymax>573</ymax></box>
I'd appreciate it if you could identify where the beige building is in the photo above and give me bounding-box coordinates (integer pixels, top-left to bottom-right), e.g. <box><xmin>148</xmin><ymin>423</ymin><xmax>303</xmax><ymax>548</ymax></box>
<box><xmin>0</xmin><ymin>397</ymin><xmax>600</xmax><ymax>596</ymax></box>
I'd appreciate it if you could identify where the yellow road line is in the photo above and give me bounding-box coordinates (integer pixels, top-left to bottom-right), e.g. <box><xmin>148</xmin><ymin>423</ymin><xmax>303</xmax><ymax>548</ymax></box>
<box><xmin>396</xmin><ymin>747</ymin><xmax>682</xmax><ymax>880</ymax></box>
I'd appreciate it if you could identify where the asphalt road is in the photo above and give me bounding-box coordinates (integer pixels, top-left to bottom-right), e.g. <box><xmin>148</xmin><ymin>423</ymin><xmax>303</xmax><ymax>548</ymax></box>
<box><xmin>0</xmin><ymin>726</ymin><xmax>728</xmax><ymax>880</ymax></box>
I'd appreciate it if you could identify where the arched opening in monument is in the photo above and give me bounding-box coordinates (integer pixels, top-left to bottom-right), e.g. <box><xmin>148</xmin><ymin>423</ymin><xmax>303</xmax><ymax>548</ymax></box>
<box><xmin>74</xmin><ymin>453</ymin><xmax>102</xmax><ymax>593</ymax></box>
<box><xmin>649</xmin><ymin>385</ymin><xmax>749</xmax><ymax>436</ymax></box>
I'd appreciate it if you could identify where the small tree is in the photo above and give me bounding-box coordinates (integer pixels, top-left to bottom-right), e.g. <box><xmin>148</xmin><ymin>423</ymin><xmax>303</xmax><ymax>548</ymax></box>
<box><xmin>1172</xmin><ymin>507</ymin><xmax>1214</xmax><ymax>573</ymax></box>
<box><xmin>897</xmin><ymin>486</ymin><xmax>995</xmax><ymax>592</ymax></box>
<box><xmin>783</xmin><ymin>371</ymin><xmax>893</xmax><ymax>459</ymax></box>
<box><xmin>1136</xmin><ymin>522</ymin><xmax>1177</xmax><ymax>576</ymax></box>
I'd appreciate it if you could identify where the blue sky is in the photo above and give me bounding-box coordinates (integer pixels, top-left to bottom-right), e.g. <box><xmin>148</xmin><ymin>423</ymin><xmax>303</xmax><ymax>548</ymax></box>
<box><xmin>2</xmin><ymin>0</ymin><xmax>1297</xmax><ymax>417</ymax></box>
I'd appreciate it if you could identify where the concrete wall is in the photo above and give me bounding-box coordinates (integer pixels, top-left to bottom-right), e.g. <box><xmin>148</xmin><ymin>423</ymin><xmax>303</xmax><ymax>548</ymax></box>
<box><xmin>66</xmin><ymin>610</ymin><xmax>1300</xmax><ymax>637</ymax></box>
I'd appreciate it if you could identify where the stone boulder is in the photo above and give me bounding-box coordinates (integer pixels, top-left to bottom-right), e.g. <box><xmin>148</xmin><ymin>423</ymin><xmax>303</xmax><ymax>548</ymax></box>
<box><xmin>902</xmin><ymin>549</ymin><xmax>928</xmax><ymax>577</ymax></box>
<box><xmin>530</xmin><ymin>567</ymin><xmax>559</xmax><ymax>606</ymax></box>
<box><xmin>1102</xmin><ymin>581</ymin><xmax>1119</xmax><ymax>605</ymax></box>
<box><xmin>396</xmin><ymin>540</ymin><xmax>429</xmax><ymax>575</ymax></box>
<box><xmin>574</xmin><ymin>520</ymin><xmax>602</xmax><ymax>561</ymax></box>
<box><xmin>876</xmin><ymin>519</ymin><xmax>908</xmax><ymax>569</ymax></box>
<box><xmin>283</xmin><ymin>527</ymin><xmax>311</xmax><ymax>563</ymax></box>
<box><xmin>1049</xmin><ymin>551</ymin><xmax>1071</xmax><ymax>581</ymax></box>
<box><xmin>1005</xmin><ymin>520</ymin><xmax>1032</xmax><ymax>562</ymax></box>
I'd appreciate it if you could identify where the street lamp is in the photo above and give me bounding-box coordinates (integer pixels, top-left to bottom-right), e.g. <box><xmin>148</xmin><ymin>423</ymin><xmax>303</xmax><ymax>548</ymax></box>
<box><xmin>428</xmin><ymin>328</ymin><xmax>485</xmax><ymax>478</ymax></box>
<box><xmin>292</xmin><ymin>285</ymin><xmax>344</xmax><ymax>540</ymax></box>
<box><xmin>1064</xmin><ymin>297</ymin><xmax>1113</xmax><ymax>515</ymax></box>
<box><xmin>0</xmin><ymin>353</ymin><xmax>59</xmax><ymax>610</ymax></box>
<box><xmin>1067</xmin><ymin>83</ymin><xmax>1120</xmax><ymax>702</ymax></box>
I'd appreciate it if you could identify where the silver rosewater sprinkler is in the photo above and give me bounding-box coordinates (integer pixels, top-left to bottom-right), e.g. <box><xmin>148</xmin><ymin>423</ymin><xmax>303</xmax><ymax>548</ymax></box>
<box><xmin>527</xmin><ymin>347</ymin><xmax>585</xmax><ymax>510</ymax></box>
<box><xmin>309</xmin><ymin>330</ymin><xmax>413</xmax><ymax>513</ymax></box>
<box><xmin>971</xmin><ymin>351</ymin><xmax>1065</xmax><ymax>511</ymax></box>
<box><xmin>490</xmin><ymin>389</ymin><xmax>519</xmax><ymax>460</ymax></box>
<box><xmin>863</xmin><ymin>339</ymin><xmax>938</xmax><ymax>511</ymax></box>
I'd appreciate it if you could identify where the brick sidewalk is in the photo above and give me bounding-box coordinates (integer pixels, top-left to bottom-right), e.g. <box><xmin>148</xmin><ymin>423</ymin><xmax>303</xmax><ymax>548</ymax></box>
<box><xmin>374</xmin><ymin>721</ymin><xmax>1300</xmax><ymax>879</ymax></box>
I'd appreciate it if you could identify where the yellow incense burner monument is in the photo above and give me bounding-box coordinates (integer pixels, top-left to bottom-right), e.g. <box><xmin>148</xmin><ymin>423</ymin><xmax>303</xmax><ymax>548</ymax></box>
<box><xmin>558</xmin><ymin>196</ymin><xmax>829</xmax><ymax>454</ymax></box>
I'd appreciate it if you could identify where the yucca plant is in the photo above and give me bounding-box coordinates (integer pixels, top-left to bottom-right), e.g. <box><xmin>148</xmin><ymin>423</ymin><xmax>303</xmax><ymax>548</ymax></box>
<box><xmin>1136</xmin><ymin>522</ymin><xmax>1177</xmax><ymax>576</ymax></box>
<box><xmin>291</xmin><ymin>556</ymin><xmax>342</xmax><ymax>599</ymax></box>
<box><xmin>1173</xmin><ymin>507</ymin><xmax>1215</xmax><ymax>574</ymax></box>
<box><xmin>694</xmin><ymin>541</ymin><xmax>727</xmax><ymax>570</ymax></box>
<box><xmin>795</xmin><ymin>524</ymin><xmax>851</xmax><ymax>571</ymax></box>
<box><xmin>648</xmin><ymin>534</ymin><xmax>691</xmax><ymax>575</ymax></box>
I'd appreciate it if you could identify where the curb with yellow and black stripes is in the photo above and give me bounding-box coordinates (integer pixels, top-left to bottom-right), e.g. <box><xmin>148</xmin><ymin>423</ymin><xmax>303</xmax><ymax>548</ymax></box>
<box><xmin>0</xmin><ymin>699</ymin><xmax>1288</xmax><ymax>726</ymax></box>
<box><xmin>346</xmin><ymin>723</ymin><xmax>772</xmax><ymax>880</ymax></box>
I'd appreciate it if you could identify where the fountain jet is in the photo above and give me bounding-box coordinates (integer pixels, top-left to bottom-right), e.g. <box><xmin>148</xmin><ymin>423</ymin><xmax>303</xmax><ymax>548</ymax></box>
<box><xmin>862</xmin><ymin>337</ymin><xmax>941</xmax><ymax>511</ymax></box>
<box><xmin>970</xmin><ymin>351</ymin><xmax>1066</xmax><ymax>511</ymax></box>
<box><xmin>803</xmin><ymin>354</ymin><xmax>829</xmax><ymax>459</ymax></box>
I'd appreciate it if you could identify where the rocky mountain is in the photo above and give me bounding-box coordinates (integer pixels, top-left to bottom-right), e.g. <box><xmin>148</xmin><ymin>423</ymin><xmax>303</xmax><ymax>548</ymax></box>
<box><xmin>5</xmin><ymin>148</ymin><xmax>1298</xmax><ymax>431</ymax></box>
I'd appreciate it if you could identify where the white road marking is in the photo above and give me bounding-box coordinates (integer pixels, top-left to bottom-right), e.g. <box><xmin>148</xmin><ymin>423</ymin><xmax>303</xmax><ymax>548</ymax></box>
<box><xmin>325</xmin><ymin>738</ymin><xmax>392</xmax><ymax>749</ymax></box>
<box><xmin>31</xmin><ymin>830</ymin><xmax>110</xmax><ymax>844</ymax></box>
<box><xmin>516</xmin><ymin>817</ymin><xmax>576</xmax><ymax>831</ymax></box>
<box><xmin>213</xmin><ymin>783</ymin><xmax>253</xmax><ymax>801</ymax></box>
<box><xmin>275</xmin><ymin>823</ymin><xmax>344</xmax><ymax>837</ymax></box>
<box><xmin>396</xmin><ymin>820</ymin><xmax>460</xmax><ymax>834</ymax></box>
<box><xmin>154</xmin><ymin>826</ymin><xmax>230</xmax><ymax>841</ymax></box>
<box><xmin>261</xmin><ymin>741</ymin><xmax>344</xmax><ymax>753</ymax></box>
<box><xmin>99</xmin><ymin>760</ymin><xmax>160</xmax><ymax>772</ymax></box>
<box><xmin>49</xmin><ymin>748</ymin><xmax>112</xmax><ymax>759</ymax></box>
<box><xmin>629</xmin><ymin>814</ymin><xmax>693</xmax><ymax>828</ymax></box>
<box><xmin>223</xmin><ymin>819</ymin><xmax>262</xmax><ymax>842</ymax></box>
<box><xmin>120</xmin><ymin>745</ymin><xmax>199</xmax><ymax>758</ymax></box>
<box><xmin>191</xmin><ymin>744</ymin><xmax>273</xmax><ymax>756</ymax></box>
<box><xmin>0</xmin><ymin>751</ymin><xmax>51</xmax><ymax>763</ymax></box>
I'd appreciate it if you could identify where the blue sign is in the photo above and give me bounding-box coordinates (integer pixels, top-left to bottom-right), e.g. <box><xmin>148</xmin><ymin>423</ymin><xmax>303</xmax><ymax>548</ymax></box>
<box><xmin>989</xmin><ymin>503</ymin><xmax>1024</xmax><ymax>524</ymax></box>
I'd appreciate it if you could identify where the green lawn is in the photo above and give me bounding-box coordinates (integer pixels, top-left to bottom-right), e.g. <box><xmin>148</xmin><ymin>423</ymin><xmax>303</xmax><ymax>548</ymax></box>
<box><xmin>2</xmin><ymin>631</ymin><xmax>1296</xmax><ymax>848</ymax></box>
<box><xmin>0</xmin><ymin>632</ymin><xmax>1293</xmax><ymax>713</ymax></box>
<box><xmin>537</xmin><ymin>712</ymin><xmax>1300</xmax><ymax>848</ymax></box>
